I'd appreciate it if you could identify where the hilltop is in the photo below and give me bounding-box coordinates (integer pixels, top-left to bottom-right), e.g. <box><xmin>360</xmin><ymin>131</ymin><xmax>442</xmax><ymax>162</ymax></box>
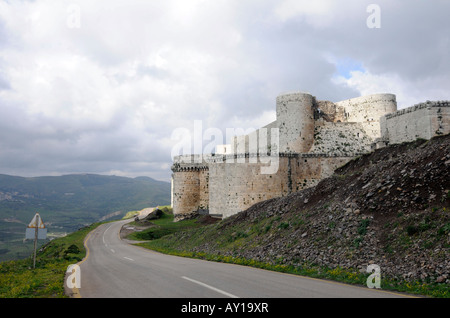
<box><xmin>141</xmin><ymin>134</ymin><xmax>450</xmax><ymax>294</ymax></box>
<box><xmin>0</xmin><ymin>174</ymin><xmax>170</xmax><ymax>261</ymax></box>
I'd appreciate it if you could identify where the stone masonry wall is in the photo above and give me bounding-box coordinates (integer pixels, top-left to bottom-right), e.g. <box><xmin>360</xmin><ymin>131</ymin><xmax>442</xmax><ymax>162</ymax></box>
<box><xmin>232</xmin><ymin>120</ymin><xmax>279</xmax><ymax>154</ymax></box>
<box><xmin>309</xmin><ymin>121</ymin><xmax>372</xmax><ymax>156</ymax></box>
<box><xmin>171</xmin><ymin>93</ymin><xmax>450</xmax><ymax>221</ymax></box>
<box><xmin>335</xmin><ymin>93</ymin><xmax>397</xmax><ymax>139</ymax></box>
<box><xmin>171</xmin><ymin>155</ymin><xmax>210</xmax><ymax>221</ymax></box>
<box><xmin>171</xmin><ymin>169</ymin><xmax>200</xmax><ymax>220</ymax></box>
<box><xmin>198</xmin><ymin>169</ymin><xmax>209</xmax><ymax>211</ymax></box>
<box><xmin>276</xmin><ymin>92</ymin><xmax>315</xmax><ymax>153</ymax></box>
<box><xmin>208</xmin><ymin>155</ymin><xmax>352</xmax><ymax>218</ymax></box>
<box><xmin>380</xmin><ymin>101</ymin><xmax>450</xmax><ymax>144</ymax></box>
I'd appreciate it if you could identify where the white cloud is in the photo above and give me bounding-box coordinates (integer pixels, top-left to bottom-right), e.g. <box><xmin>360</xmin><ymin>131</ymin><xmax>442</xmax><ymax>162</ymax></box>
<box><xmin>334</xmin><ymin>70</ymin><xmax>450</xmax><ymax>109</ymax></box>
<box><xmin>274</xmin><ymin>0</ymin><xmax>364</xmax><ymax>28</ymax></box>
<box><xmin>0</xmin><ymin>1</ymin><xmax>449</xmax><ymax>181</ymax></box>
<box><xmin>275</xmin><ymin>0</ymin><xmax>337</xmax><ymax>24</ymax></box>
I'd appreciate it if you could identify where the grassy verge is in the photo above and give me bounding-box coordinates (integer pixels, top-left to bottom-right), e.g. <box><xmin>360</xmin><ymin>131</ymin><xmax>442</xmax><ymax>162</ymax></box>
<box><xmin>0</xmin><ymin>206</ymin><xmax>183</xmax><ymax>298</ymax></box>
<box><xmin>131</xmin><ymin>214</ymin><xmax>449</xmax><ymax>298</ymax></box>
<box><xmin>3</xmin><ymin>207</ymin><xmax>446</xmax><ymax>298</ymax></box>
<box><xmin>138</xmin><ymin>242</ymin><xmax>449</xmax><ymax>298</ymax></box>
<box><xmin>122</xmin><ymin>210</ymin><xmax>140</xmax><ymax>219</ymax></box>
<box><xmin>0</xmin><ymin>222</ymin><xmax>101</xmax><ymax>298</ymax></box>
<box><xmin>126</xmin><ymin>208</ymin><xmax>204</xmax><ymax>241</ymax></box>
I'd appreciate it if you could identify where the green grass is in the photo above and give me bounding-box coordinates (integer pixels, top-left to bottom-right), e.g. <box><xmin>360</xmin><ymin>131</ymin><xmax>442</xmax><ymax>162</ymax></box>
<box><xmin>2</xmin><ymin>204</ymin><xmax>448</xmax><ymax>298</ymax></box>
<box><xmin>126</xmin><ymin>210</ymin><xmax>202</xmax><ymax>241</ymax></box>
<box><xmin>0</xmin><ymin>222</ymin><xmax>101</xmax><ymax>298</ymax></box>
<box><xmin>0</xmin><ymin>174</ymin><xmax>170</xmax><ymax>262</ymax></box>
<box><xmin>133</xmin><ymin>212</ymin><xmax>449</xmax><ymax>298</ymax></box>
<box><xmin>122</xmin><ymin>210</ymin><xmax>140</xmax><ymax>219</ymax></box>
<box><xmin>0</xmin><ymin>206</ymin><xmax>196</xmax><ymax>298</ymax></box>
<box><xmin>139</xmin><ymin>238</ymin><xmax>449</xmax><ymax>298</ymax></box>
<box><xmin>135</xmin><ymin>242</ymin><xmax>449</xmax><ymax>297</ymax></box>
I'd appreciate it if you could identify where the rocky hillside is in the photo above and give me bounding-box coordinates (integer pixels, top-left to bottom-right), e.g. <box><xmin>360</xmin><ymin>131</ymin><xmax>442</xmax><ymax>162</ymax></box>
<box><xmin>160</xmin><ymin>134</ymin><xmax>450</xmax><ymax>286</ymax></box>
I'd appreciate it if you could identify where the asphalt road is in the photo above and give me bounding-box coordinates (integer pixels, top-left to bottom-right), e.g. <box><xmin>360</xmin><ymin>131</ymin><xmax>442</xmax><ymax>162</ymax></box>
<box><xmin>69</xmin><ymin>218</ymin><xmax>414</xmax><ymax>298</ymax></box>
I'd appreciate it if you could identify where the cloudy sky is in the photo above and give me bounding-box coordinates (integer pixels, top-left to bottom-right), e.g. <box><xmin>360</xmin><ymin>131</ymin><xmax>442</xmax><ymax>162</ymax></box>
<box><xmin>0</xmin><ymin>0</ymin><xmax>449</xmax><ymax>181</ymax></box>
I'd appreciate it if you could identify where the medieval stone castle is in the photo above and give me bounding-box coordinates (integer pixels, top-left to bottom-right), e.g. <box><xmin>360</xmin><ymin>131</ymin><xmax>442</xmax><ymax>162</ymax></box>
<box><xmin>171</xmin><ymin>91</ymin><xmax>449</xmax><ymax>221</ymax></box>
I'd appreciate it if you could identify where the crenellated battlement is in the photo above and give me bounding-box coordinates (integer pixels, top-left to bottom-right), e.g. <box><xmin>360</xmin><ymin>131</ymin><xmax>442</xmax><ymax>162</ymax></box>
<box><xmin>384</xmin><ymin>100</ymin><xmax>450</xmax><ymax>120</ymax></box>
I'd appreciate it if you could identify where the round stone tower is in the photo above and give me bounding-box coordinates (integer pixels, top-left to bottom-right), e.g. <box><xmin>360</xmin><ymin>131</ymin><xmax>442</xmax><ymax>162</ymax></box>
<box><xmin>276</xmin><ymin>91</ymin><xmax>315</xmax><ymax>153</ymax></box>
<box><xmin>335</xmin><ymin>93</ymin><xmax>397</xmax><ymax>139</ymax></box>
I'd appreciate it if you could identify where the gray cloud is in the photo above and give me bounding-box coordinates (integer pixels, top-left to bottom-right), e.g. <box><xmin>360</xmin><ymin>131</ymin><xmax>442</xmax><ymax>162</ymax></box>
<box><xmin>0</xmin><ymin>1</ymin><xmax>448</xmax><ymax>181</ymax></box>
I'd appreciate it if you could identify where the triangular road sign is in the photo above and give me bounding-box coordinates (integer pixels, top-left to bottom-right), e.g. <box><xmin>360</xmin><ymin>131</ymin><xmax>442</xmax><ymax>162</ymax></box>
<box><xmin>27</xmin><ymin>213</ymin><xmax>45</xmax><ymax>229</ymax></box>
<box><xmin>26</xmin><ymin>213</ymin><xmax>47</xmax><ymax>268</ymax></box>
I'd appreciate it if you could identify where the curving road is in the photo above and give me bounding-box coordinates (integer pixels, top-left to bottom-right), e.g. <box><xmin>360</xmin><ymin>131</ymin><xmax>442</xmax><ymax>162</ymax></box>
<box><xmin>67</xmin><ymin>218</ymin><xmax>414</xmax><ymax>298</ymax></box>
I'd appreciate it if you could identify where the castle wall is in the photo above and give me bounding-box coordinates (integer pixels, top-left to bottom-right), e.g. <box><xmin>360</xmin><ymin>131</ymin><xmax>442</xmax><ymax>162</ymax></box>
<box><xmin>170</xmin><ymin>90</ymin><xmax>449</xmax><ymax>222</ymax></box>
<box><xmin>232</xmin><ymin>120</ymin><xmax>279</xmax><ymax>154</ymax></box>
<box><xmin>276</xmin><ymin>92</ymin><xmax>315</xmax><ymax>153</ymax></box>
<box><xmin>170</xmin><ymin>176</ymin><xmax>174</xmax><ymax>208</ymax></box>
<box><xmin>335</xmin><ymin>93</ymin><xmax>397</xmax><ymax>139</ymax></box>
<box><xmin>208</xmin><ymin>155</ymin><xmax>351</xmax><ymax>218</ymax></box>
<box><xmin>171</xmin><ymin>169</ymin><xmax>200</xmax><ymax>220</ymax></box>
<box><xmin>198</xmin><ymin>169</ymin><xmax>209</xmax><ymax>211</ymax></box>
<box><xmin>171</xmin><ymin>155</ymin><xmax>210</xmax><ymax>221</ymax></box>
<box><xmin>314</xmin><ymin>100</ymin><xmax>346</xmax><ymax>123</ymax></box>
<box><xmin>380</xmin><ymin>101</ymin><xmax>450</xmax><ymax>144</ymax></box>
<box><xmin>309</xmin><ymin>121</ymin><xmax>372</xmax><ymax>156</ymax></box>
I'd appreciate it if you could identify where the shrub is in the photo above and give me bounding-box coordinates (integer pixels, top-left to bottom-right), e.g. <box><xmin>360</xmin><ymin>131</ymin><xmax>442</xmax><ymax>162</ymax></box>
<box><xmin>358</xmin><ymin>219</ymin><xmax>370</xmax><ymax>236</ymax></box>
<box><xmin>278</xmin><ymin>222</ymin><xmax>290</xmax><ymax>229</ymax></box>
<box><xmin>406</xmin><ymin>225</ymin><xmax>419</xmax><ymax>236</ymax></box>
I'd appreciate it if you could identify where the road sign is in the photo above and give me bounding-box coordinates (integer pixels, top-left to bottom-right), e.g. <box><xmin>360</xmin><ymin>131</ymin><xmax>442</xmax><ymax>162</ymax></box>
<box><xmin>27</xmin><ymin>213</ymin><xmax>46</xmax><ymax>229</ymax></box>
<box><xmin>25</xmin><ymin>213</ymin><xmax>47</xmax><ymax>268</ymax></box>
<box><xmin>25</xmin><ymin>227</ymin><xmax>47</xmax><ymax>240</ymax></box>
<box><xmin>25</xmin><ymin>213</ymin><xmax>47</xmax><ymax>240</ymax></box>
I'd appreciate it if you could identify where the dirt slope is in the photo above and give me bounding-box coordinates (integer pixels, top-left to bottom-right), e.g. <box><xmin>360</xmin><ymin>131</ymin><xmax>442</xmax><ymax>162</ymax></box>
<box><xmin>186</xmin><ymin>134</ymin><xmax>450</xmax><ymax>284</ymax></box>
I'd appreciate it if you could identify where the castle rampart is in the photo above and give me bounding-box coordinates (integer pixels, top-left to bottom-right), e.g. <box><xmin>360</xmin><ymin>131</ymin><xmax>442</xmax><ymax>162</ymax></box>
<box><xmin>171</xmin><ymin>91</ymin><xmax>448</xmax><ymax>221</ymax></box>
<box><xmin>276</xmin><ymin>92</ymin><xmax>315</xmax><ymax>153</ymax></box>
<box><xmin>334</xmin><ymin>93</ymin><xmax>397</xmax><ymax>139</ymax></box>
<box><xmin>207</xmin><ymin>154</ymin><xmax>353</xmax><ymax>218</ymax></box>
<box><xmin>380</xmin><ymin>101</ymin><xmax>450</xmax><ymax>145</ymax></box>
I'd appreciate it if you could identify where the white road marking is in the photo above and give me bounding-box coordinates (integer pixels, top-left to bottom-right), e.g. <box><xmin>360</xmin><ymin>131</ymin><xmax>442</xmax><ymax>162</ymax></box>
<box><xmin>103</xmin><ymin>224</ymin><xmax>113</xmax><ymax>246</ymax></box>
<box><xmin>124</xmin><ymin>257</ymin><xmax>134</xmax><ymax>261</ymax></box>
<box><xmin>111</xmin><ymin>249</ymin><xmax>115</xmax><ymax>253</ymax></box>
<box><xmin>181</xmin><ymin>276</ymin><xmax>239</xmax><ymax>298</ymax></box>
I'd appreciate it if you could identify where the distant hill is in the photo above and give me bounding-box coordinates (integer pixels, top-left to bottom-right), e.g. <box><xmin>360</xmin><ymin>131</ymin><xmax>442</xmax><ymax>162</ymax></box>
<box><xmin>0</xmin><ymin>173</ymin><xmax>171</xmax><ymax>261</ymax></box>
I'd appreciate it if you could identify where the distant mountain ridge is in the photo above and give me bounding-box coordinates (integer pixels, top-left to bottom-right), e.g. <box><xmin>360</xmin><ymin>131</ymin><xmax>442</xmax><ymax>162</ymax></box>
<box><xmin>0</xmin><ymin>173</ymin><xmax>171</xmax><ymax>261</ymax></box>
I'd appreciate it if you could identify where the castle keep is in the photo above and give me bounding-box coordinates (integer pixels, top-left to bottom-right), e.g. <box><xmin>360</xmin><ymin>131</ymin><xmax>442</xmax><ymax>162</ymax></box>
<box><xmin>171</xmin><ymin>91</ymin><xmax>450</xmax><ymax>221</ymax></box>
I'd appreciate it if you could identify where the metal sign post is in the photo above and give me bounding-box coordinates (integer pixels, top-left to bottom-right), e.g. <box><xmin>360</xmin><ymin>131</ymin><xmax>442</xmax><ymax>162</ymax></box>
<box><xmin>33</xmin><ymin>214</ymin><xmax>38</xmax><ymax>269</ymax></box>
<box><xmin>25</xmin><ymin>213</ymin><xmax>47</xmax><ymax>269</ymax></box>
